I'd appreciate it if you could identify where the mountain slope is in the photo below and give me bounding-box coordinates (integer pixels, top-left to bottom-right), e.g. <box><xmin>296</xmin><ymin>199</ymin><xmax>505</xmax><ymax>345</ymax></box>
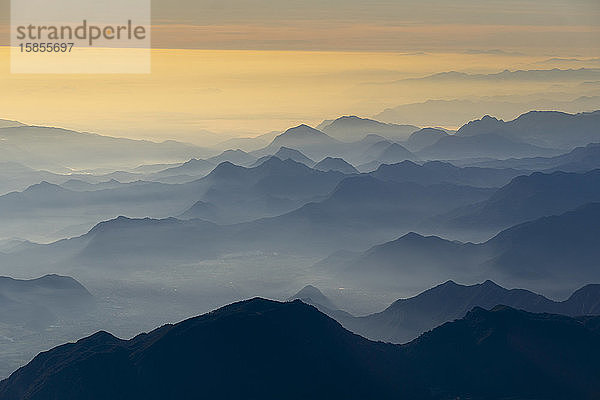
<box><xmin>207</xmin><ymin>149</ymin><xmax>257</xmax><ymax>166</ymax></box>
<box><xmin>258</xmin><ymin>124</ymin><xmax>340</xmax><ymax>160</ymax></box>
<box><xmin>418</xmin><ymin>132</ymin><xmax>557</xmax><ymax>160</ymax></box>
<box><xmin>0</xmin><ymin>274</ymin><xmax>94</xmax><ymax>329</ymax></box>
<box><xmin>287</xmin><ymin>285</ymin><xmax>337</xmax><ymax>310</ymax></box>
<box><xmin>374</xmin><ymin>97</ymin><xmax>600</xmax><ymax>128</ymax></box>
<box><xmin>339</xmin><ymin>280</ymin><xmax>568</xmax><ymax>343</ymax></box>
<box><xmin>272</xmin><ymin>147</ymin><xmax>315</xmax><ymax>166</ymax></box>
<box><xmin>441</xmin><ymin>169</ymin><xmax>600</xmax><ymax>232</ymax></box>
<box><xmin>404</xmin><ymin>305</ymin><xmax>600</xmax><ymax>399</ymax></box>
<box><xmin>0</xmin><ymin>126</ymin><xmax>208</xmax><ymax>170</ymax></box>
<box><xmin>319</xmin><ymin>115</ymin><xmax>418</xmax><ymax>142</ymax></box>
<box><xmin>371</xmin><ymin>160</ymin><xmax>523</xmax><ymax>188</ymax></box>
<box><xmin>0</xmin><ymin>299</ymin><xmax>423</xmax><ymax>400</ymax></box>
<box><xmin>1</xmin><ymin>299</ymin><xmax>599</xmax><ymax>400</ymax></box>
<box><xmin>239</xmin><ymin>176</ymin><xmax>493</xmax><ymax>252</ymax></box>
<box><xmin>483</xmin><ymin>202</ymin><xmax>600</xmax><ymax>280</ymax></box>
<box><xmin>403</xmin><ymin>128</ymin><xmax>448</xmax><ymax>152</ymax></box>
<box><xmin>468</xmin><ymin>142</ymin><xmax>600</xmax><ymax>172</ymax></box>
<box><xmin>313</xmin><ymin>157</ymin><xmax>358</xmax><ymax>174</ymax></box>
<box><xmin>455</xmin><ymin>110</ymin><xmax>600</xmax><ymax>149</ymax></box>
<box><xmin>325</xmin><ymin>202</ymin><xmax>600</xmax><ymax>291</ymax></box>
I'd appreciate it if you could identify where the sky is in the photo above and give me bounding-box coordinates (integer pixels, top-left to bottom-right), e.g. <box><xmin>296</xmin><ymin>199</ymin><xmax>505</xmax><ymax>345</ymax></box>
<box><xmin>0</xmin><ymin>0</ymin><xmax>598</xmax><ymax>144</ymax></box>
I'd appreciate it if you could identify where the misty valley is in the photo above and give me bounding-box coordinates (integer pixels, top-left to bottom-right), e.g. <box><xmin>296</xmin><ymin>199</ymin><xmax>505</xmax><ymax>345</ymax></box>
<box><xmin>0</xmin><ymin>110</ymin><xmax>599</xmax><ymax>399</ymax></box>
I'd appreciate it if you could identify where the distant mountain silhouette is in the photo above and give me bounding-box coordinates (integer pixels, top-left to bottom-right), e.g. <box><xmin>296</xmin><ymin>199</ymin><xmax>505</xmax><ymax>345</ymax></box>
<box><xmin>0</xmin><ymin>162</ymin><xmax>73</xmax><ymax>195</ymax></box>
<box><xmin>376</xmin><ymin>143</ymin><xmax>418</xmax><ymax>163</ymax></box>
<box><xmin>0</xmin><ymin>182</ymin><xmax>81</xmax><ymax>216</ymax></box>
<box><xmin>338</xmin><ymin>232</ymin><xmax>481</xmax><ymax>281</ymax></box>
<box><xmin>319</xmin><ymin>115</ymin><xmax>418</xmax><ymax>142</ymax></box>
<box><xmin>229</xmin><ymin>176</ymin><xmax>493</xmax><ymax>253</ymax></box>
<box><xmin>177</xmin><ymin>200</ymin><xmax>223</xmax><ymax>222</ymax></box>
<box><xmin>288</xmin><ymin>285</ymin><xmax>337</xmax><ymax>310</ymax></box>
<box><xmin>259</xmin><ymin>124</ymin><xmax>340</xmax><ymax>160</ymax></box>
<box><xmin>213</xmin><ymin>131</ymin><xmax>280</xmax><ymax>152</ymax></box>
<box><xmin>400</xmin><ymin>68</ymin><xmax>600</xmax><ymax>83</ymax></box>
<box><xmin>0</xmin><ymin>155</ymin><xmax>352</xmax><ymax>237</ymax></box>
<box><xmin>0</xmin><ymin>125</ymin><xmax>209</xmax><ymax>171</ymax></box>
<box><xmin>325</xmin><ymin>203</ymin><xmax>600</xmax><ymax>289</ymax></box>
<box><xmin>373</xmin><ymin>98</ymin><xmax>600</xmax><ymax>128</ymax></box>
<box><xmin>337</xmin><ymin>280</ymin><xmax>600</xmax><ymax>343</ymax></box>
<box><xmin>0</xmin><ymin>178</ymin><xmax>204</xmax><ymax>232</ymax></box>
<box><xmin>195</xmin><ymin>158</ymin><xmax>347</xmax><ymax>222</ymax></box>
<box><xmin>356</xmin><ymin>141</ymin><xmax>417</xmax><ymax>171</ymax></box>
<box><xmin>252</xmin><ymin>147</ymin><xmax>315</xmax><ymax>168</ymax></box>
<box><xmin>271</xmin><ymin>147</ymin><xmax>315</xmax><ymax>166</ymax></box>
<box><xmin>482</xmin><ymin>202</ymin><xmax>600</xmax><ymax>280</ymax></box>
<box><xmin>455</xmin><ymin>110</ymin><xmax>600</xmax><ymax>149</ymax></box>
<box><xmin>2</xmin><ymin>298</ymin><xmax>598</xmax><ymax>399</ymax></box>
<box><xmin>23</xmin><ymin>174</ymin><xmax>494</xmax><ymax>269</ymax></box>
<box><xmin>403</xmin><ymin>128</ymin><xmax>448</xmax><ymax>152</ymax></box>
<box><xmin>371</xmin><ymin>160</ymin><xmax>523</xmax><ymax>188</ymax></box>
<box><xmin>313</xmin><ymin>157</ymin><xmax>358</xmax><ymax>174</ymax></box>
<box><xmin>353</xmin><ymin>133</ymin><xmax>390</xmax><ymax>145</ymax></box>
<box><xmin>440</xmin><ymin>169</ymin><xmax>600</xmax><ymax>232</ymax></box>
<box><xmin>418</xmin><ymin>131</ymin><xmax>557</xmax><ymax>160</ymax></box>
<box><xmin>207</xmin><ymin>149</ymin><xmax>257</xmax><ymax>166</ymax></box>
<box><xmin>153</xmin><ymin>158</ymin><xmax>215</xmax><ymax>177</ymax></box>
<box><xmin>60</xmin><ymin>179</ymin><xmax>124</xmax><ymax>192</ymax></box>
<box><xmin>0</xmin><ymin>119</ymin><xmax>25</xmax><ymax>128</ymax></box>
<box><xmin>468</xmin><ymin>142</ymin><xmax>600</xmax><ymax>172</ymax></box>
<box><xmin>0</xmin><ymin>274</ymin><xmax>93</xmax><ymax>330</ymax></box>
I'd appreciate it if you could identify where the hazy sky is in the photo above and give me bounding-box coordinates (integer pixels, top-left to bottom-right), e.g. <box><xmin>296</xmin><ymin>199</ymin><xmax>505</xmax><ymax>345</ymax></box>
<box><xmin>0</xmin><ymin>0</ymin><xmax>598</xmax><ymax>143</ymax></box>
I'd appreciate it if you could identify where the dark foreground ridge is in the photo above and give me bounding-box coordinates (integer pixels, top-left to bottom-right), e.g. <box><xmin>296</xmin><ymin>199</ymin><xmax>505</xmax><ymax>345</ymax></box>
<box><xmin>1</xmin><ymin>298</ymin><xmax>599</xmax><ymax>400</ymax></box>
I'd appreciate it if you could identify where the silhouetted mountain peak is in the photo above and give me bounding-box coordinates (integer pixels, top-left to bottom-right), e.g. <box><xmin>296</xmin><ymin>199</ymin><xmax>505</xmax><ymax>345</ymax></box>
<box><xmin>288</xmin><ymin>285</ymin><xmax>337</xmax><ymax>310</ymax></box>
<box><xmin>23</xmin><ymin>181</ymin><xmax>67</xmax><ymax>194</ymax></box>
<box><xmin>314</xmin><ymin>157</ymin><xmax>358</xmax><ymax>174</ymax></box>
<box><xmin>439</xmin><ymin>279</ymin><xmax>459</xmax><ymax>287</ymax></box>
<box><xmin>456</xmin><ymin>114</ymin><xmax>504</xmax><ymax>136</ymax></box>
<box><xmin>480</xmin><ymin>279</ymin><xmax>501</xmax><ymax>289</ymax></box>
<box><xmin>0</xmin><ymin>274</ymin><xmax>91</xmax><ymax>294</ymax></box>
<box><xmin>564</xmin><ymin>284</ymin><xmax>600</xmax><ymax>314</ymax></box>
<box><xmin>281</xmin><ymin>124</ymin><xmax>327</xmax><ymax>138</ymax></box>
<box><xmin>4</xmin><ymin>298</ymin><xmax>600</xmax><ymax>400</ymax></box>
<box><xmin>87</xmin><ymin>216</ymin><xmax>183</xmax><ymax>236</ymax></box>
<box><xmin>569</xmin><ymin>284</ymin><xmax>600</xmax><ymax>299</ymax></box>
<box><xmin>320</xmin><ymin>116</ymin><xmax>418</xmax><ymax>142</ymax></box>
<box><xmin>206</xmin><ymin>161</ymin><xmax>245</xmax><ymax>179</ymax></box>
<box><xmin>267</xmin><ymin>125</ymin><xmax>337</xmax><ymax>152</ymax></box>
<box><xmin>359</xmin><ymin>134</ymin><xmax>389</xmax><ymax>144</ymax></box>
<box><xmin>465</xmin><ymin>303</ymin><xmax>528</xmax><ymax>321</ymax></box>
<box><xmin>404</xmin><ymin>128</ymin><xmax>448</xmax><ymax>151</ymax></box>
<box><xmin>273</xmin><ymin>147</ymin><xmax>315</xmax><ymax>166</ymax></box>
<box><xmin>258</xmin><ymin>156</ymin><xmax>311</xmax><ymax>174</ymax></box>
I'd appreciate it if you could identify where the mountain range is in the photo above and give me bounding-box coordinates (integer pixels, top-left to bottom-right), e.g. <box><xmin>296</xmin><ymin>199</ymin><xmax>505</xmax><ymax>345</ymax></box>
<box><xmin>374</xmin><ymin>96</ymin><xmax>600</xmax><ymax>127</ymax></box>
<box><xmin>436</xmin><ymin>169</ymin><xmax>600</xmax><ymax>234</ymax></box>
<box><xmin>466</xmin><ymin>142</ymin><xmax>600</xmax><ymax>172</ymax></box>
<box><xmin>1</xmin><ymin>298</ymin><xmax>598</xmax><ymax>400</ymax></box>
<box><xmin>0</xmin><ymin>274</ymin><xmax>93</xmax><ymax>330</ymax></box>
<box><xmin>370</xmin><ymin>160</ymin><xmax>524</xmax><ymax>188</ymax></box>
<box><xmin>301</xmin><ymin>280</ymin><xmax>600</xmax><ymax>343</ymax></box>
<box><xmin>317</xmin><ymin>115</ymin><xmax>418</xmax><ymax>142</ymax></box>
<box><xmin>454</xmin><ymin>110</ymin><xmax>600</xmax><ymax>150</ymax></box>
<box><xmin>0</xmin><ymin>126</ymin><xmax>210</xmax><ymax>171</ymax></box>
<box><xmin>417</xmin><ymin>130</ymin><xmax>558</xmax><ymax>160</ymax></box>
<box><xmin>323</xmin><ymin>202</ymin><xmax>600</xmax><ymax>291</ymax></box>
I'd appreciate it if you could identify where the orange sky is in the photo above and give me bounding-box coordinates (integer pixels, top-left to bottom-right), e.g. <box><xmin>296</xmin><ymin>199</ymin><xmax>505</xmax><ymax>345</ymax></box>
<box><xmin>0</xmin><ymin>0</ymin><xmax>598</xmax><ymax>143</ymax></box>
